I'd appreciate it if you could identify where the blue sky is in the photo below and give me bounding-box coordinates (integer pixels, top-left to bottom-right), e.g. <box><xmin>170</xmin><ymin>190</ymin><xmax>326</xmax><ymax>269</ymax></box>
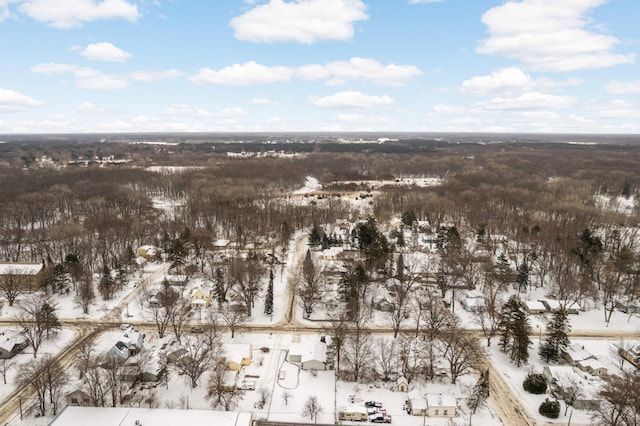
<box><xmin>0</xmin><ymin>0</ymin><xmax>638</xmax><ymax>133</ymax></box>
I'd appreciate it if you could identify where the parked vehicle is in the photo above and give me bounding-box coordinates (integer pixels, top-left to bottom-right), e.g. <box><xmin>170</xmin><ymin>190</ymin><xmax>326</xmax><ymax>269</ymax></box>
<box><xmin>369</xmin><ymin>414</ymin><xmax>392</xmax><ymax>423</ymax></box>
<box><xmin>365</xmin><ymin>401</ymin><xmax>383</xmax><ymax>408</ymax></box>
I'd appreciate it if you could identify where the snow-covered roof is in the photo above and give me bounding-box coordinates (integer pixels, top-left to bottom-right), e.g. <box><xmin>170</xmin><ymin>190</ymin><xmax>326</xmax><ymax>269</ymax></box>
<box><xmin>563</xmin><ymin>343</ymin><xmax>595</xmax><ymax>362</ymax></box>
<box><xmin>463</xmin><ymin>296</ymin><xmax>484</xmax><ymax>307</ymax></box>
<box><xmin>426</xmin><ymin>394</ymin><xmax>456</xmax><ymax>408</ymax></box>
<box><xmin>224</xmin><ymin>343</ymin><xmax>251</xmax><ymax>365</ymax></box>
<box><xmin>290</xmin><ymin>340</ymin><xmax>327</xmax><ymax>364</ymax></box>
<box><xmin>523</xmin><ymin>300</ymin><xmax>547</xmax><ymax>311</ymax></box>
<box><xmin>408</xmin><ymin>390</ymin><xmax>427</xmax><ymax>409</ymax></box>
<box><xmin>50</xmin><ymin>406</ymin><xmax>253</xmax><ymax>426</ymax></box>
<box><xmin>0</xmin><ymin>263</ymin><xmax>42</xmax><ymax>275</ymax></box>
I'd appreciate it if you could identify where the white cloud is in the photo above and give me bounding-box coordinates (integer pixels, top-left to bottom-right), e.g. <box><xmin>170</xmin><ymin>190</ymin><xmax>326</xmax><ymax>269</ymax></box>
<box><xmin>0</xmin><ymin>87</ymin><xmax>44</xmax><ymax>112</ymax></box>
<box><xmin>0</xmin><ymin>0</ymin><xmax>19</xmax><ymax>21</ymax></box>
<box><xmin>432</xmin><ymin>104</ymin><xmax>467</xmax><ymax>115</ymax></box>
<box><xmin>31</xmin><ymin>62</ymin><xmax>100</xmax><ymax>78</ymax></box>
<box><xmin>248</xmin><ymin>97</ymin><xmax>278</xmax><ymax>105</ymax></box>
<box><xmin>296</xmin><ymin>57</ymin><xmax>422</xmax><ymax>86</ymax></box>
<box><xmin>76</xmin><ymin>101</ymin><xmax>111</xmax><ymax>114</ymax></box>
<box><xmin>19</xmin><ymin>0</ymin><xmax>140</xmax><ymax>29</ymax></box>
<box><xmin>32</xmin><ymin>62</ymin><xmax>182</xmax><ymax>89</ymax></box>
<box><xmin>461</xmin><ymin>67</ymin><xmax>534</xmax><ymax>96</ymax></box>
<box><xmin>477</xmin><ymin>0</ymin><xmax>635</xmax><ymax>72</ymax></box>
<box><xmin>76</xmin><ymin>74</ymin><xmax>129</xmax><ymax>90</ymax></box>
<box><xmin>311</xmin><ymin>91</ymin><xmax>394</xmax><ymax>108</ymax></box>
<box><xmin>230</xmin><ymin>0</ymin><xmax>368</xmax><ymax>44</ymax></box>
<box><xmin>478</xmin><ymin>91</ymin><xmax>575</xmax><ymax>111</ymax></box>
<box><xmin>129</xmin><ymin>70</ymin><xmax>183</xmax><ymax>82</ymax></box>
<box><xmin>605</xmin><ymin>80</ymin><xmax>640</xmax><ymax>95</ymax></box>
<box><xmin>166</xmin><ymin>105</ymin><xmax>248</xmax><ymax>119</ymax></box>
<box><xmin>80</xmin><ymin>42</ymin><xmax>132</xmax><ymax>62</ymax></box>
<box><xmin>190</xmin><ymin>62</ymin><xmax>293</xmax><ymax>86</ymax></box>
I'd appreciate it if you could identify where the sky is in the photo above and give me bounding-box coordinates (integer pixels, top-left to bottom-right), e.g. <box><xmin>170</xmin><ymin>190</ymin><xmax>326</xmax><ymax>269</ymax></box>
<box><xmin>0</xmin><ymin>0</ymin><xmax>639</xmax><ymax>134</ymax></box>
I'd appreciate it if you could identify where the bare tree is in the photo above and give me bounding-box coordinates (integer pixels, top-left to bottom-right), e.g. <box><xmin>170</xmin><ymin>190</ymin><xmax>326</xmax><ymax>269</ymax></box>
<box><xmin>344</xmin><ymin>308</ymin><xmax>374</xmax><ymax>382</ymax></box>
<box><xmin>440</xmin><ymin>320</ymin><xmax>482</xmax><ymax>384</ymax></box>
<box><xmin>214</xmin><ymin>302</ymin><xmax>247</xmax><ymax>339</ymax></box>
<box><xmin>207</xmin><ymin>361</ymin><xmax>245</xmax><ymax>411</ymax></box>
<box><xmin>174</xmin><ymin>334</ymin><xmax>221</xmax><ymax>388</ymax></box>
<box><xmin>376</xmin><ymin>338</ymin><xmax>396</xmax><ymax>380</ymax></box>
<box><xmin>281</xmin><ymin>390</ymin><xmax>293</xmax><ymax>406</ymax></box>
<box><xmin>396</xmin><ymin>334</ymin><xmax>423</xmax><ymax>384</ymax></box>
<box><xmin>256</xmin><ymin>386</ymin><xmax>270</xmax><ymax>409</ymax></box>
<box><xmin>148</xmin><ymin>280</ymin><xmax>180</xmax><ymax>338</ymax></box>
<box><xmin>593</xmin><ymin>370</ymin><xmax>640</xmax><ymax>426</ymax></box>
<box><xmin>74</xmin><ymin>271</ymin><xmax>95</xmax><ymax>315</ymax></box>
<box><xmin>17</xmin><ymin>357</ymin><xmax>48</xmax><ymax>416</ymax></box>
<box><xmin>15</xmin><ymin>293</ymin><xmax>56</xmax><ymax>358</ymax></box>
<box><xmin>387</xmin><ymin>255</ymin><xmax>417</xmax><ymax>337</ymax></box>
<box><xmin>0</xmin><ymin>267</ymin><xmax>24</xmax><ymax>306</ymax></box>
<box><xmin>0</xmin><ymin>358</ymin><xmax>16</xmax><ymax>384</ymax></box>
<box><xmin>229</xmin><ymin>254</ymin><xmax>265</xmax><ymax>317</ymax></box>
<box><xmin>475</xmin><ymin>277</ymin><xmax>504</xmax><ymax>347</ymax></box>
<box><xmin>302</xmin><ymin>395</ymin><xmax>324</xmax><ymax>424</ymax></box>
<box><xmin>418</xmin><ymin>291</ymin><xmax>451</xmax><ymax>380</ymax></box>
<box><xmin>328</xmin><ymin>312</ymin><xmax>348</xmax><ymax>374</ymax></box>
<box><xmin>169</xmin><ymin>298</ymin><xmax>192</xmax><ymax>343</ymax></box>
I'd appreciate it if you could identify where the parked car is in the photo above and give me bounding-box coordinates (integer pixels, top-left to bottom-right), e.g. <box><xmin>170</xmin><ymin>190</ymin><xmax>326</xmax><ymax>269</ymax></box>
<box><xmin>190</xmin><ymin>327</ymin><xmax>205</xmax><ymax>334</ymax></box>
<box><xmin>369</xmin><ymin>414</ymin><xmax>391</xmax><ymax>423</ymax></box>
<box><xmin>365</xmin><ymin>401</ymin><xmax>382</xmax><ymax>408</ymax></box>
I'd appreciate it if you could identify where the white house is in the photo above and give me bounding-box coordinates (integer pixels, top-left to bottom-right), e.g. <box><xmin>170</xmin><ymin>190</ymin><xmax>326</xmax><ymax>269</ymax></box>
<box><xmin>288</xmin><ymin>337</ymin><xmax>328</xmax><ymax>371</ymax></box>
<box><xmin>426</xmin><ymin>394</ymin><xmax>456</xmax><ymax>418</ymax></box>
<box><xmin>522</xmin><ymin>300</ymin><xmax>547</xmax><ymax>314</ymax></box>
<box><xmin>461</xmin><ymin>295</ymin><xmax>484</xmax><ymax>313</ymax></box>
<box><xmin>408</xmin><ymin>390</ymin><xmax>427</xmax><ymax>416</ymax></box>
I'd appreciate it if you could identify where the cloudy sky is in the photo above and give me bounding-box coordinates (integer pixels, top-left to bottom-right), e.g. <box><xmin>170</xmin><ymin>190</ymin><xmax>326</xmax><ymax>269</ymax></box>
<box><xmin>0</xmin><ymin>0</ymin><xmax>638</xmax><ymax>133</ymax></box>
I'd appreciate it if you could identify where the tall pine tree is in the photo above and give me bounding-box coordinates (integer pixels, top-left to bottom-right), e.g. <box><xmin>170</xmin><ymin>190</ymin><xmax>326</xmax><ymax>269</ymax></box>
<box><xmin>499</xmin><ymin>296</ymin><xmax>532</xmax><ymax>367</ymax></box>
<box><xmin>539</xmin><ymin>308</ymin><xmax>570</xmax><ymax>362</ymax></box>
<box><xmin>264</xmin><ymin>269</ymin><xmax>274</xmax><ymax>315</ymax></box>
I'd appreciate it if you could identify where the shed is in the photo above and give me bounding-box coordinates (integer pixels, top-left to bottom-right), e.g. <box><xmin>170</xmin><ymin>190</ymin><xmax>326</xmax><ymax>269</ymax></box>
<box><xmin>397</xmin><ymin>376</ymin><xmax>408</xmax><ymax>392</ymax></box>
<box><xmin>461</xmin><ymin>296</ymin><xmax>484</xmax><ymax>313</ymax></box>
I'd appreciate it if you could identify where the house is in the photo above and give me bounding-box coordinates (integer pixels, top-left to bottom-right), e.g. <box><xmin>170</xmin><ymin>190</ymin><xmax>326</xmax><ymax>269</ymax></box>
<box><xmin>408</xmin><ymin>390</ymin><xmax>427</xmax><ymax>416</ymax></box>
<box><xmin>576</xmin><ymin>359</ymin><xmax>608</xmax><ymax>377</ymax></box>
<box><xmin>213</xmin><ymin>239</ymin><xmax>230</xmax><ymax>250</ymax></box>
<box><xmin>461</xmin><ymin>295</ymin><xmax>485</xmax><ymax>313</ymax></box>
<box><xmin>561</xmin><ymin>344</ymin><xmax>596</xmax><ymax>365</ymax></box>
<box><xmin>397</xmin><ymin>376</ymin><xmax>408</xmax><ymax>392</ymax></box>
<box><xmin>136</xmin><ymin>245</ymin><xmax>159</xmax><ymax>261</ymax></box>
<box><xmin>0</xmin><ymin>335</ymin><xmax>28</xmax><ymax>359</ymax></box>
<box><xmin>543</xmin><ymin>366</ymin><xmax>602</xmax><ymax>410</ymax></box>
<box><xmin>49</xmin><ymin>406</ymin><xmax>253</xmax><ymax>426</ymax></box>
<box><xmin>166</xmin><ymin>274</ymin><xmax>188</xmax><ymax>287</ymax></box>
<box><xmin>319</xmin><ymin>247</ymin><xmax>343</xmax><ymax>260</ymax></box>
<box><xmin>65</xmin><ymin>389</ymin><xmax>93</xmax><ymax>407</ymax></box>
<box><xmin>522</xmin><ymin>300</ymin><xmax>547</xmax><ymax>314</ymax></box>
<box><xmin>106</xmin><ymin>341</ymin><xmax>130</xmax><ymax>361</ymax></box>
<box><xmin>223</xmin><ymin>343</ymin><xmax>252</xmax><ymax>371</ymax></box>
<box><xmin>288</xmin><ymin>337</ymin><xmax>329</xmax><ymax>371</ymax></box>
<box><xmin>426</xmin><ymin>394</ymin><xmax>456</xmax><ymax>418</ymax></box>
<box><xmin>0</xmin><ymin>262</ymin><xmax>45</xmax><ymax>291</ymax></box>
<box><xmin>541</xmin><ymin>299</ymin><xmax>580</xmax><ymax>314</ymax></box>
<box><xmin>190</xmin><ymin>287</ymin><xmax>212</xmax><ymax>308</ymax></box>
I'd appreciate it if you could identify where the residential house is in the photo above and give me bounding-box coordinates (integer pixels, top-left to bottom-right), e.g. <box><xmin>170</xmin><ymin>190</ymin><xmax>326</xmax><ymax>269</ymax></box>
<box><xmin>136</xmin><ymin>245</ymin><xmax>159</xmax><ymax>261</ymax></box>
<box><xmin>522</xmin><ymin>300</ymin><xmax>547</xmax><ymax>314</ymax></box>
<box><xmin>0</xmin><ymin>335</ymin><xmax>28</xmax><ymax>359</ymax></box>
<box><xmin>288</xmin><ymin>337</ymin><xmax>329</xmax><ymax>371</ymax></box>
<box><xmin>223</xmin><ymin>343</ymin><xmax>252</xmax><ymax>371</ymax></box>
<box><xmin>561</xmin><ymin>344</ymin><xmax>596</xmax><ymax>366</ymax></box>
<box><xmin>0</xmin><ymin>262</ymin><xmax>45</xmax><ymax>291</ymax></box>
<box><xmin>65</xmin><ymin>389</ymin><xmax>93</xmax><ymax>407</ymax></box>
<box><xmin>426</xmin><ymin>394</ymin><xmax>457</xmax><ymax>418</ymax></box>
<box><xmin>106</xmin><ymin>341</ymin><xmax>130</xmax><ymax>362</ymax></box>
<box><xmin>543</xmin><ymin>366</ymin><xmax>602</xmax><ymax>410</ymax></box>
<box><xmin>541</xmin><ymin>299</ymin><xmax>580</xmax><ymax>314</ymax></box>
<box><xmin>461</xmin><ymin>295</ymin><xmax>485</xmax><ymax>313</ymax></box>
<box><xmin>408</xmin><ymin>390</ymin><xmax>427</xmax><ymax>416</ymax></box>
<box><xmin>576</xmin><ymin>359</ymin><xmax>608</xmax><ymax>377</ymax></box>
<box><xmin>190</xmin><ymin>287</ymin><xmax>212</xmax><ymax>308</ymax></box>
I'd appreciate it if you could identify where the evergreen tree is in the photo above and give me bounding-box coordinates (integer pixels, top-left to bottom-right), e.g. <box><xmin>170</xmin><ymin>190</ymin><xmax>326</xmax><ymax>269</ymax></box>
<box><xmin>539</xmin><ymin>308</ymin><xmax>571</xmax><ymax>363</ymax></box>
<box><xmin>308</xmin><ymin>224</ymin><xmax>324</xmax><ymax>249</ymax></box>
<box><xmin>264</xmin><ymin>269</ymin><xmax>274</xmax><ymax>315</ymax></box>
<box><xmin>468</xmin><ymin>369</ymin><xmax>490</xmax><ymax>416</ymax></box>
<box><xmin>510</xmin><ymin>304</ymin><xmax>532</xmax><ymax>367</ymax></box>
<box><xmin>38</xmin><ymin>302</ymin><xmax>60</xmax><ymax>339</ymax></box>
<box><xmin>516</xmin><ymin>262</ymin><xmax>529</xmax><ymax>294</ymax></box>
<box><xmin>99</xmin><ymin>265</ymin><xmax>115</xmax><ymax>300</ymax></box>
<box><xmin>499</xmin><ymin>296</ymin><xmax>532</xmax><ymax>367</ymax></box>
